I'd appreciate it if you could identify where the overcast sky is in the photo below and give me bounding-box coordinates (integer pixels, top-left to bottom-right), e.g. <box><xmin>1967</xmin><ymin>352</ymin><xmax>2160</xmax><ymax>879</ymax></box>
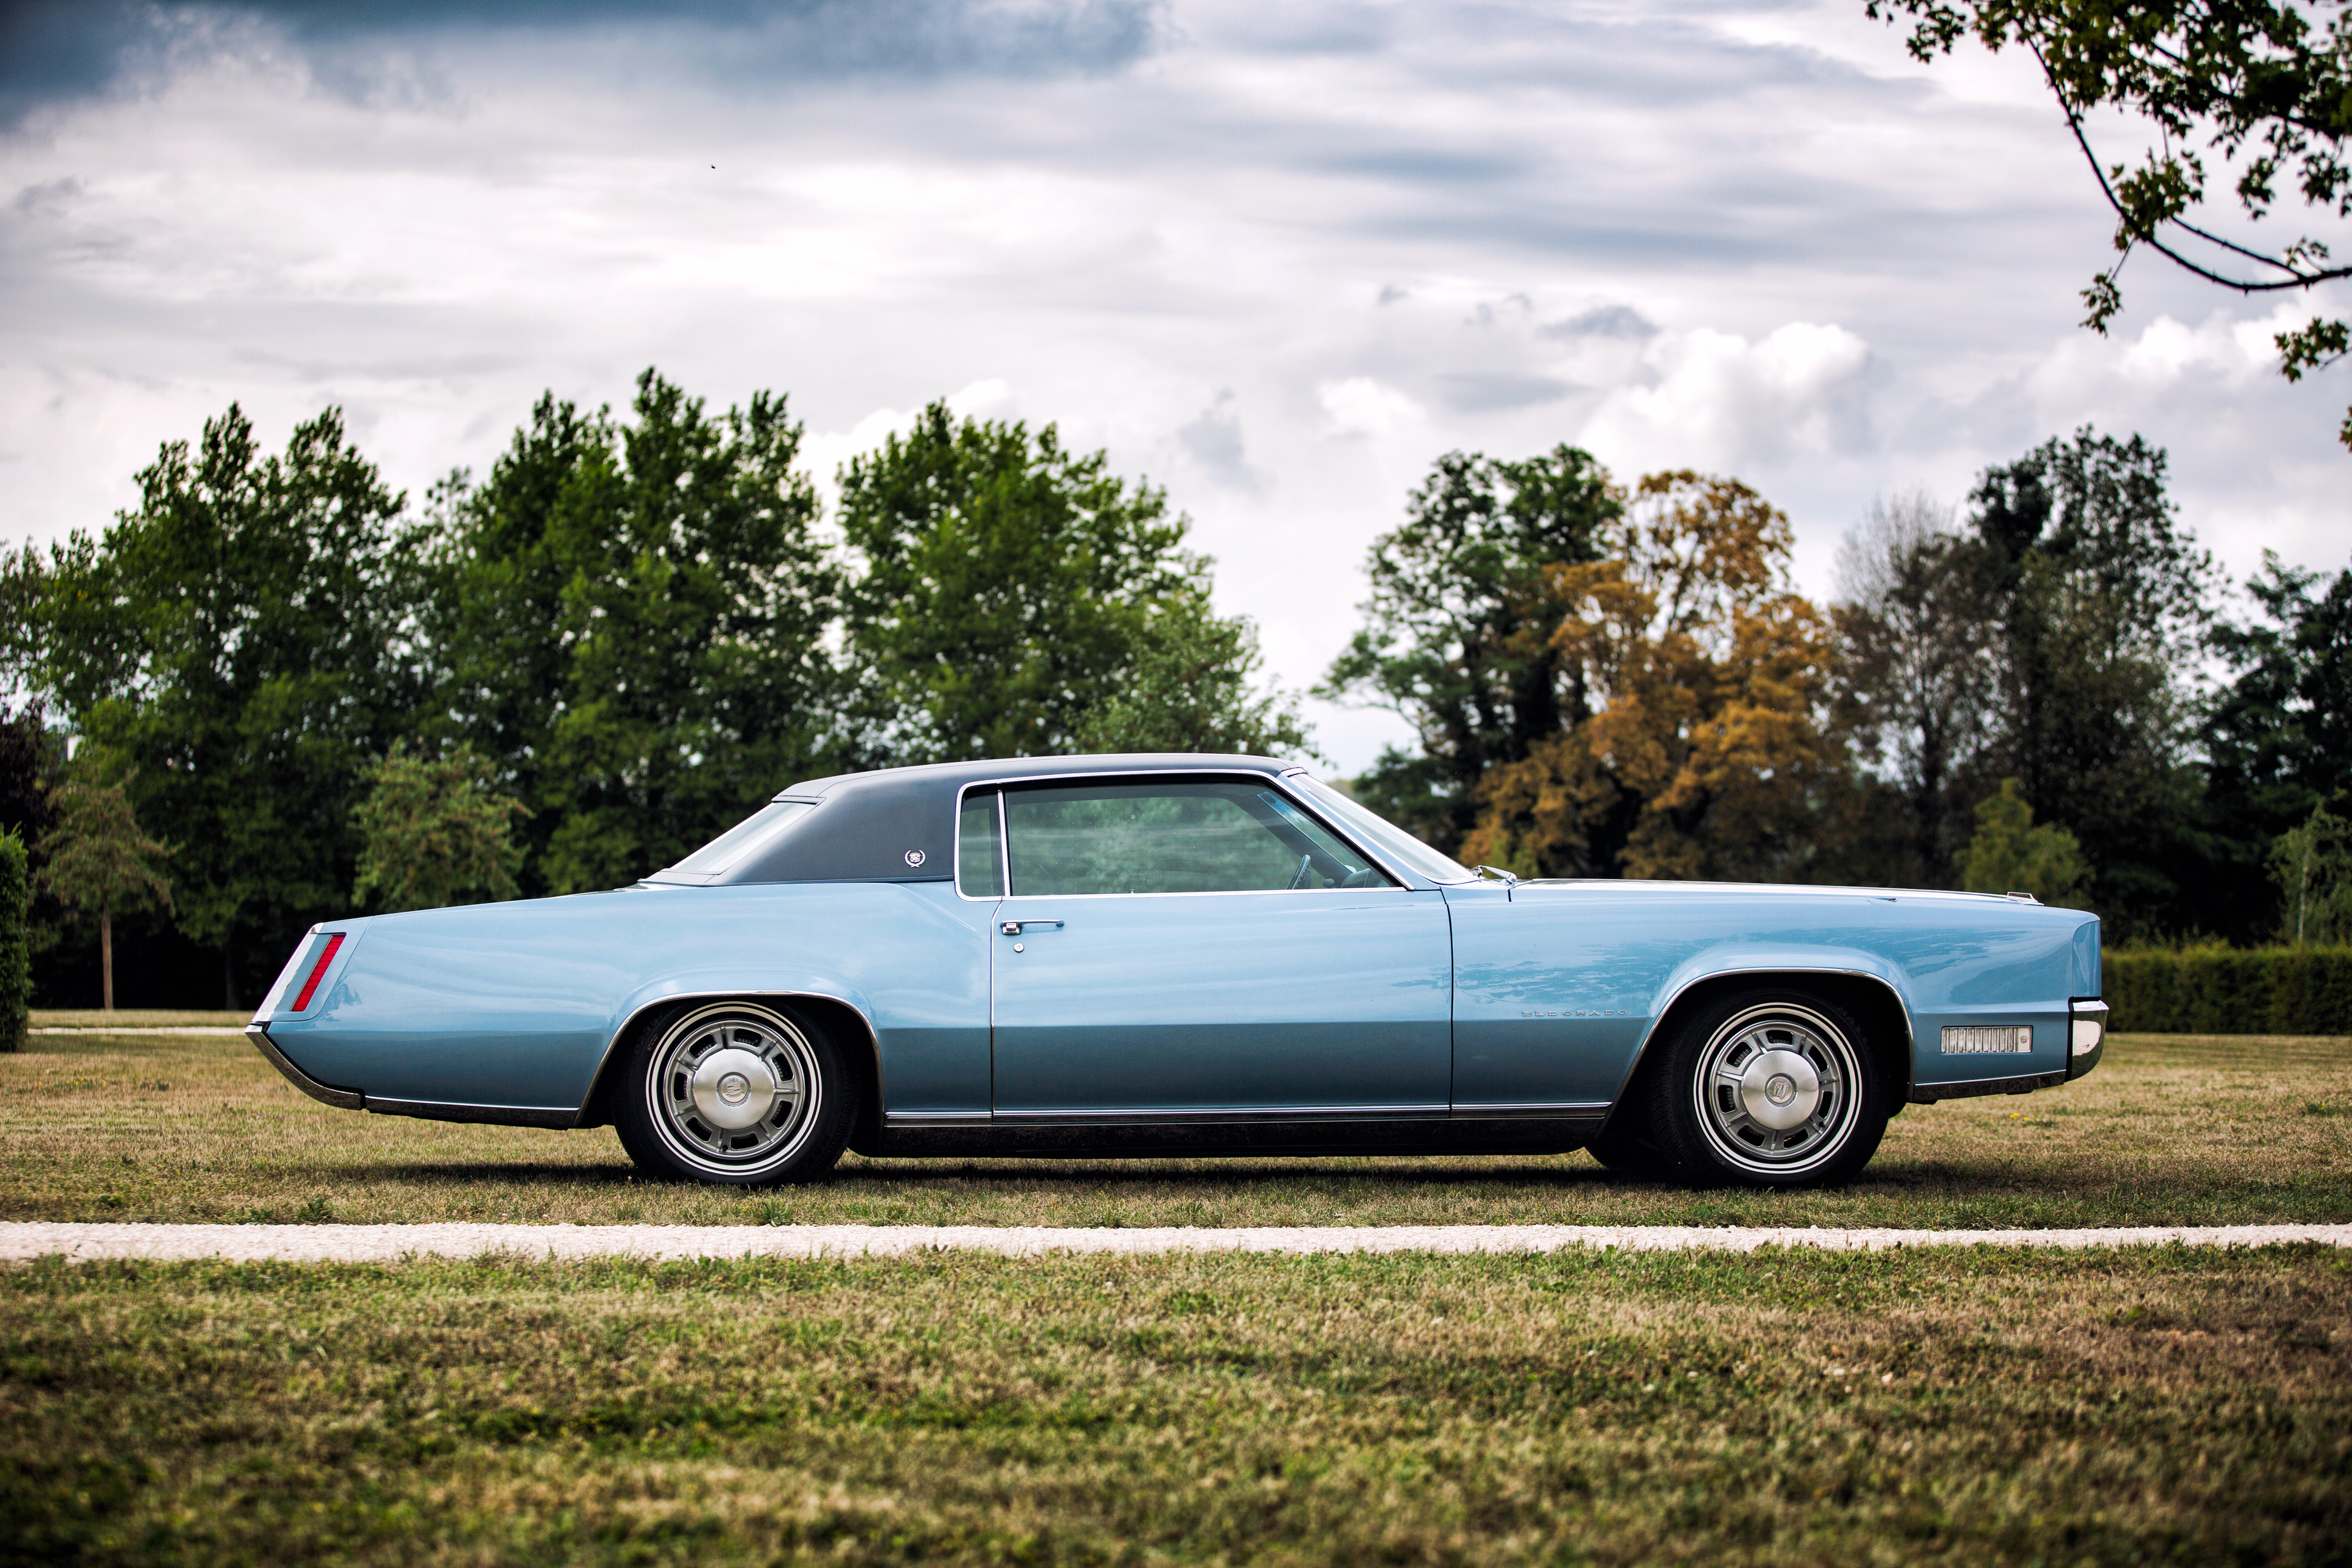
<box><xmin>4</xmin><ymin>0</ymin><xmax>2345</xmax><ymax>770</ymax></box>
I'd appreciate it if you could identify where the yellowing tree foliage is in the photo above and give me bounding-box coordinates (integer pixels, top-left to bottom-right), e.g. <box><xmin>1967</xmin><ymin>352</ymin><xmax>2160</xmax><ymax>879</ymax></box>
<box><xmin>1464</xmin><ymin>472</ymin><xmax>1845</xmax><ymax>882</ymax></box>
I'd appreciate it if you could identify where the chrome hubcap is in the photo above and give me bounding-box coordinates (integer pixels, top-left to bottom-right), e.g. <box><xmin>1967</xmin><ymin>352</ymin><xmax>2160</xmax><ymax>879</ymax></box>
<box><xmin>649</xmin><ymin>1008</ymin><xmax>817</xmax><ymax>1171</ymax></box>
<box><xmin>1695</xmin><ymin>1007</ymin><xmax>1857</xmax><ymax>1172</ymax></box>
<box><xmin>1739</xmin><ymin>1049</ymin><xmax>1820</xmax><ymax>1129</ymax></box>
<box><xmin>690</xmin><ymin>1048</ymin><xmax>776</xmax><ymax>1131</ymax></box>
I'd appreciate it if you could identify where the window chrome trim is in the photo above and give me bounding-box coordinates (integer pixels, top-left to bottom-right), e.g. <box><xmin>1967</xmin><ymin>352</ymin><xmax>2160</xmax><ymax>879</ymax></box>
<box><xmin>997</xmin><ymin>784</ymin><xmax>1011</xmax><ymax>895</ymax></box>
<box><xmin>951</xmin><ymin>783</ymin><xmax>1010</xmax><ymax>901</ymax></box>
<box><xmin>994</xmin><ymin>885</ymin><xmax>1416</xmax><ymax>903</ymax></box>
<box><xmin>947</xmin><ymin>767</ymin><xmax>1415</xmax><ymax>901</ymax></box>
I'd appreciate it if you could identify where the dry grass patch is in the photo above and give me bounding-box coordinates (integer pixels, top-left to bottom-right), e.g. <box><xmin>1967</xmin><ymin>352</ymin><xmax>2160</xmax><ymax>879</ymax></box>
<box><xmin>1</xmin><ymin>1020</ymin><xmax>2346</xmax><ymax>1228</ymax></box>
<box><xmin>1</xmin><ymin>1246</ymin><xmax>2346</xmax><ymax>1565</ymax></box>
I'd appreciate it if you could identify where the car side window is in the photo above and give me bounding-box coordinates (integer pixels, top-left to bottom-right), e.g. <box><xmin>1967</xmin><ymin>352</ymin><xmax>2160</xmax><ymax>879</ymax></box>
<box><xmin>1002</xmin><ymin>780</ymin><xmax>1392</xmax><ymax>896</ymax></box>
<box><xmin>958</xmin><ymin>788</ymin><xmax>1005</xmax><ymax>897</ymax></box>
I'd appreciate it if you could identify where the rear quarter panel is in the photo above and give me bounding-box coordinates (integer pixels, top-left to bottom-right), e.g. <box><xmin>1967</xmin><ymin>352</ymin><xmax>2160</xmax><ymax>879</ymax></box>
<box><xmin>261</xmin><ymin>881</ymin><xmax>994</xmax><ymax>1116</ymax></box>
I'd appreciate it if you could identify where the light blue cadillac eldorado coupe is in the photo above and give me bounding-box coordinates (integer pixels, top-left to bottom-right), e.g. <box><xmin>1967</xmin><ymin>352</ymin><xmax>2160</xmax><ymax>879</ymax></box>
<box><xmin>246</xmin><ymin>753</ymin><xmax>2107</xmax><ymax>1188</ymax></box>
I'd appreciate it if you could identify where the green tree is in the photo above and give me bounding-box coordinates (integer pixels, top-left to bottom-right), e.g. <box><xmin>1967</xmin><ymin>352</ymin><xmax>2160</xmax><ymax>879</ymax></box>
<box><xmin>0</xmin><ymin>543</ymin><xmax>43</xmax><ymax>698</ymax></box>
<box><xmin>1318</xmin><ymin>446</ymin><xmax>1620</xmax><ymax>852</ymax></box>
<box><xmin>1962</xmin><ymin>778</ymin><xmax>2093</xmax><ymax>908</ymax></box>
<box><xmin>0</xmin><ymin>701</ymin><xmax>62</xmax><ymax>880</ymax></box>
<box><xmin>1947</xmin><ymin>775</ymin><xmax>2098</xmax><ymax>907</ymax></box>
<box><xmin>37</xmin><ymin>774</ymin><xmax>173</xmax><ymax>1011</ymax></box>
<box><xmin>0</xmin><ymin>829</ymin><xmax>27</xmax><ymax>1051</ymax></box>
<box><xmin>25</xmin><ymin>405</ymin><xmax>410</xmax><ymax>1004</ymax></box>
<box><xmin>2201</xmin><ymin>552</ymin><xmax>2352</xmax><ymax>940</ymax></box>
<box><xmin>1871</xmin><ymin>1</ymin><xmax>2352</xmax><ymax>448</ymax></box>
<box><xmin>2269</xmin><ymin>801</ymin><xmax>2352</xmax><ymax>944</ymax></box>
<box><xmin>838</xmin><ymin>402</ymin><xmax>1202</xmax><ymax>763</ymax></box>
<box><xmin>418</xmin><ymin>372</ymin><xmax>843</xmax><ymax>893</ymax></box>
<box><xmin>407</xmin><ymin>396</ymin><xmax>604</xmax><ymax>891</ymax></box>
<box><xmin>1967</xmin><ymin>429</ymin><xmax>2215</xmax><ymax>928</ymax></box>
<box><xmin>1071</xmin><ymin>604</ymin><xmax>1318</xmax><ymax>758</ymax></box>
<box><xmin>1833</xmin><ymin>493</ymin><xmax>2007</xmax><ymax>886</ymax></box>
<box><xmin>352</xmin><ymin>744</ymin><xmax>529</xmax><ymax>913</ymax></box>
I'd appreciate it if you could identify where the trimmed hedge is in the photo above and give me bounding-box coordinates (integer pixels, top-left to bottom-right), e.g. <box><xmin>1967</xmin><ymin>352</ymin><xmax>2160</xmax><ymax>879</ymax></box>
<box><xmin>2104</xmin><ymin>946</ymin><xmax>2352</xmax><ymax>1035</ymax></box>
<box><xmin>0</xmin><ymin>829</ymin><xmax>25</xmax><ymax>1053</ymax></box>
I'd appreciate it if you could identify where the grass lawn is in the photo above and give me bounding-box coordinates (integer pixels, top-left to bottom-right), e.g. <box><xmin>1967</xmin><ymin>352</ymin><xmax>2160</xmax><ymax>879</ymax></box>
<box><xmin>3</xmin><ymin>1245</ymin><xmax>2346</xmax><ymax>1565</ymax></box>
<box><xmin>2</xmin><ymin>1014</ymin><xmax>2347</xmax><ymax>1229</ymax></box>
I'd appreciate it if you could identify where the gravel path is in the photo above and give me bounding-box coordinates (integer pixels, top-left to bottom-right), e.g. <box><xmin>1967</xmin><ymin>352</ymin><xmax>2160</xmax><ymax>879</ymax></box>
<box><xmin>5</xmin><ymin>1221</ymin><xmax>2347</xmax><ymax>1263</ymax></box>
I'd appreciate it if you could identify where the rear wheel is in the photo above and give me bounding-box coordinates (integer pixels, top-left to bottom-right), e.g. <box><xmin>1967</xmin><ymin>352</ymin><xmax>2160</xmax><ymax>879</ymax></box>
<box><xmin>1644</xmin><ymin>989</ymin><xmax>1889</xmax><ymax>1188</ymax></box>
<box><xmin>613</xmin><ymin>1001</ymin><xmax>857</xmax><ymax>1185</ymax></box>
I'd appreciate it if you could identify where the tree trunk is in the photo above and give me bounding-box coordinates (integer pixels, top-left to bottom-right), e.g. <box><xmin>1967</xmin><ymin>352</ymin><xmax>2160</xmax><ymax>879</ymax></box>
<box><xmin>222</xmin><ymin>946</ymin><xmax>240</xmax><ymax>1011</ymax></box>
<box><xmin>100</xmin><ymin>908</ymin><xmax>113</xmax><ymax>1012</ymax></box>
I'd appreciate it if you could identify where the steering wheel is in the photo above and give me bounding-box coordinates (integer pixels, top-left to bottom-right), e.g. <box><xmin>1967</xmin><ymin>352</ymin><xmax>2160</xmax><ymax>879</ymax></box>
<box><xmin>1287</xmin><ymin>853</ymin><xmax>1315</xmax><ymax>890</ymax></box>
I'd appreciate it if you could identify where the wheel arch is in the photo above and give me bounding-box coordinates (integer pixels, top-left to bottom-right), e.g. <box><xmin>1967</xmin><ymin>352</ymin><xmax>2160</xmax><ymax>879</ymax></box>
<box><xmin>1599</xmin><ymin>967</ymin><xmax>1915</xmax><ymax>1135</ymax></box>
<box><xmin>578</xmin><ymin>989</ymin><xmax>884</xmax><ymax>1146</ymax></box>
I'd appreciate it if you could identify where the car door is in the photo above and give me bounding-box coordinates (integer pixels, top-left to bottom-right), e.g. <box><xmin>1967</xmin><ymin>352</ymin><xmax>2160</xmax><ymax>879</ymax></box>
<box><xmin>980</xmin><ymin>775</ymin><xmax>1454</xmax><ymax>1120</ymax></box>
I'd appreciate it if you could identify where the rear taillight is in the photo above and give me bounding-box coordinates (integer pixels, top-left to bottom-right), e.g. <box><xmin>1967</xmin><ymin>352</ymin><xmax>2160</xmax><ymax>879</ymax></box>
<box><xmin>289</xmin><ymin>934</ymin><xmax>346</xmax><ymax>1012</ymax></box>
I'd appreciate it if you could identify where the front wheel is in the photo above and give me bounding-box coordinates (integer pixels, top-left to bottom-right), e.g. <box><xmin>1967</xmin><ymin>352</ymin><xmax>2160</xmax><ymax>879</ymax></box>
<box><xmin>613</xmin><ymin>1001</ymin><xmax>857</xmax><ymax>1185</ymax></box>
<box><xmin>1643</xmin><ymin>990</ymin><xmax>1889</xmax><ymax>1188</ymax></box>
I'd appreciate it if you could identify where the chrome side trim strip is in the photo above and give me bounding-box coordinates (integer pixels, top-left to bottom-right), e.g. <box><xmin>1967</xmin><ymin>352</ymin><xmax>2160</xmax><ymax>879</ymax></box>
<box><xmin>990</xmin><ymin>1104</ymin><xmax>1449</xmax><ymax>1125</ymax></box>
<box><xmin>366</xmin><ymin>1097</ymin><xmax>580</xmax><ymax>1129</ymax></box>
<box><xmin>244</xmin><ymin>1024</ymin><xmax>365</xmax><ymax>1112</ymax></box>
<box><xmin>884</xmin><ymin>1110</ymin><xmax>994</xmax><ymax>1128</ymax></box>
<box><xmin>1451</xmin><ymin>1101</ymin><xmax>1612</xmax><ymax>1121</ymax></box>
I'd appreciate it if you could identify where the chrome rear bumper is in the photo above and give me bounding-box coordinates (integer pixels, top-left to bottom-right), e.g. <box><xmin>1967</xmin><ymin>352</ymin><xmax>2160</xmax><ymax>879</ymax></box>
<box><xmin>245</xmin><ymin>1024</ymin><xmax>365</xmax><ymax>1111</ymax></box>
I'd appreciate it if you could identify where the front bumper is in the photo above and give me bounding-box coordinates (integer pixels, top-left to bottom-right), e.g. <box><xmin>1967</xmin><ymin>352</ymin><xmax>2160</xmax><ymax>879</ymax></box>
<box><xmin>2067</xmin><ymin>998</ymin><xmax>2107</xmax><ymax>1081</ymax></box>
<box><xmin>1907</xmin><ymin>998</ymin><xmax>2108</xmax><ymax>1105</ymax></box>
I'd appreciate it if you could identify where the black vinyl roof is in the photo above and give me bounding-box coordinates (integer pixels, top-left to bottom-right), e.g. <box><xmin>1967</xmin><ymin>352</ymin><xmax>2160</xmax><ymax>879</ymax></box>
<box><xmin>707</xmin><ymin>754</ymin><xmax>1305</xmax><ymax>887</ymax></box>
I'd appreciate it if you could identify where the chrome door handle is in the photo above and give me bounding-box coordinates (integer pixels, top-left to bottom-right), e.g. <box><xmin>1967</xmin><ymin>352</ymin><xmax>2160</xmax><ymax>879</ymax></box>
<box><xmin>1001</xmin><ymin>920</ymin><xmax>1064</xmax><ymax>935</ymax></box>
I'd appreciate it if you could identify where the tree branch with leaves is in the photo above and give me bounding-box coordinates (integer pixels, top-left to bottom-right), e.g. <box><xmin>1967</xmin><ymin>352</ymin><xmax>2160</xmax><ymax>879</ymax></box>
<box><xmin>352</xmin><ymin>744</ymin><xmax>529</xmax><ymax>913</ymax></box>
<box><xmin>1871</xmin><ymin>0</ymin><xmax>2352</xmax><ymax>447</ymax></box>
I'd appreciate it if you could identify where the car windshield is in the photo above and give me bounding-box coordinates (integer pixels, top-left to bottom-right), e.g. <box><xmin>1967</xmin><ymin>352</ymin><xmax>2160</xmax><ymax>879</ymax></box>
<box><xmin>663</xmin><ymin>800</ymin><xmax>817</xmax><ymax>877</ymax></box>
<box><xmin>1288</xmin><ymin>775</ymin><xmax>1478</xmax><ymax>884</ymax></box>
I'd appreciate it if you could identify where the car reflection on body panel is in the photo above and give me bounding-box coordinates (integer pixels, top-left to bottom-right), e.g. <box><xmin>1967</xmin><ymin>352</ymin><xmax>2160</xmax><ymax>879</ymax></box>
<box><xmin>248</xmin><ymin>753</ymin><xmax>2107</xmax><ymax>1188</ymax></box>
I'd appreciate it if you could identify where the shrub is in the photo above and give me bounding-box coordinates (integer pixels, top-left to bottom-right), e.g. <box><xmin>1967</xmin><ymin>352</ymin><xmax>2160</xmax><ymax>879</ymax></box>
<box><xmin>2104</xmin><ymin>946</ymin><xmax>2352</xmax><ymax>1034</ymax></box>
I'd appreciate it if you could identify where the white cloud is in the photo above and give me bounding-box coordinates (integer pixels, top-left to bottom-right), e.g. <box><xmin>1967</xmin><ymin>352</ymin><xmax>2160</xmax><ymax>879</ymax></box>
<box><xmin>1316</xmin><ymin>376</ymin><xmax>1425</xmax><ymax>439</ymax></box>
<box><xmin>1580</xmin><ymin>321</ymin><xmax>1874</xmax><ymax>472</ymax></box>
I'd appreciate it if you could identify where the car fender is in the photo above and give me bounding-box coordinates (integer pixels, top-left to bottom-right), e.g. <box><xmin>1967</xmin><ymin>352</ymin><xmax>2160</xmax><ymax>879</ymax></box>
<box><xmin>1619</xmin><ymin>945</ymin><xmax>1920</xmax><ymax>1102</ymax></box>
